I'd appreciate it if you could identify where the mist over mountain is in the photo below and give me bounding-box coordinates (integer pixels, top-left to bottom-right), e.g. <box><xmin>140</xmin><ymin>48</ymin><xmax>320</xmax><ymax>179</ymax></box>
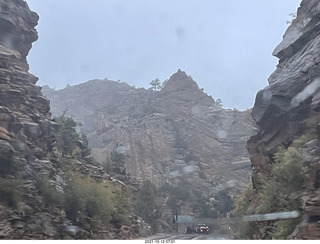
<box><xmin>43</xmin><ymin>69</ymin><xmax>256</xmax><ymax>200</ymax></box>
<box><xmin>4</xmin><ymin>0</ymin><xmax>320</xmax><ymax>240</ymax></box>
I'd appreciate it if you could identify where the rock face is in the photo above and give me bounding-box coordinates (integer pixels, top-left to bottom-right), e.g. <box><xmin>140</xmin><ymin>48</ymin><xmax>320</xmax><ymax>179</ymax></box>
<box><xmin>0</xmin><ymin>0</ymin><xmax>53</xmax><ymax>159</ymax></box>
<box><xmin>247</xmin><ymin>0</ymin><xmax>320</xmax><ymax>239</ymax></box>
<box><xmin>0</xmin><ymin>0</ymin><xmax>64</xmax><ymax>238</ymax></box>
<box><xmin>0</xmin><ymin>0</ymin><xmax>152</xmax><ymax>239</ymax></box>
<box><xmin>43</xmin><ymin>70</ymin><xmax>256</xmax><ymax>200</ymax></box>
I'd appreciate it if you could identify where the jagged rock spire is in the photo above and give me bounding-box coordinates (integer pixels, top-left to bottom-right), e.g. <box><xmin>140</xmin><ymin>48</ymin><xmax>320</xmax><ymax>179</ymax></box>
<box><xmin>161</xmin><ymin>69</ymin><xmax>199</xmax><ymax>93</ymax></box>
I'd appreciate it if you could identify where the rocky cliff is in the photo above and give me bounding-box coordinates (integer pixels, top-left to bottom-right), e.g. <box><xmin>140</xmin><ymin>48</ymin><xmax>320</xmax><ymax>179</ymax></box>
<box><xmin>0</xmin><ymin>0</ymin><xmax>150</xmax><ymax>239</ymax></box>
<box><xmin>0</xmin><ymin>0</ymin><xmax>66</xmax><ymax>238</ymax></box>
<box><xmin>42</xmin><ymin>69</ymin><xmax>256</xmax><ymax>204</ymax></box>
<box><xmin>247</xmin><ymin>0</ymin><xmax>320</xmax><ymax>239</ymax></box>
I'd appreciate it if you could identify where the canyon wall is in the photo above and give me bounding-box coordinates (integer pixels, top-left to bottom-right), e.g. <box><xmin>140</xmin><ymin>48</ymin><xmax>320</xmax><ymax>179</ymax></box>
<box><xmin>0</xmin><ymin>0</ymin><xmax>149</xmax><ymax>239</ymax></box>
<box><xmin>247</xmin><ymin>0</ymin><xmax>320</xmax><ymax>239</ymax></box>
<box><xmin>43</xmin><ymin>70</ymin><xmax>256</xmax><ymax>200</ymax></box>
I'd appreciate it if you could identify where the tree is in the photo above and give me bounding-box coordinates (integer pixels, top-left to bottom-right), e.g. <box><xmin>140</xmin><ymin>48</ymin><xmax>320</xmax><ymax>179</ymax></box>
<box><xmin>162</xmin><ymin>79</ymin><xmax>169</xmax><ymax>88</ymax></box>
<box><xmin>165</xmin><ymin>183</ymin><xmax>189</xmax><ymax>211</ymax></box>
<box><xmin>216</xmin><ymin>99</ymin><xmax>223</xmax><ymax>109</ymax></box>
<box><xmin>213</xmin><ymin>190</ymin><xmax>233</xmax><ymax>216</ymax></box>
<box><xmin>104</xmin><ymin>150</ymin><xmax>127</xmax><ymax>176</ymax></box>
<box><xmin>149</xmin><ymin>78</ymin><xmax>162</xmax><ymax>91</ymax></box>
<box><xmin>55</xmin><ymin>114</ymin><xmax>80</xmax><ymax>156</ymax></box>
<box><xmin>135</xmin><ymin>179</ymin><xmax>162</xmax><ymax>232</ymax></box>
<box><xmin>79</xmin><ymin>133</ymin><xmax>92</xmax><ymax>160</ymax></box>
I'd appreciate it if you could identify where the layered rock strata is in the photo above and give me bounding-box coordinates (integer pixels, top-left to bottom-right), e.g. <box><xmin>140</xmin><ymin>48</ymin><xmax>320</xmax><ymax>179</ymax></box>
<box><xmin>247</xmin><ymin>0</ymin><xmax>320</xmax><ymax>239</ymax></box>
<box><xmin>0</xmin><ymin>0</ymin><xmax>64</xmax><ymax>238</ymax></box>
<box><xmin>0</xmin><ymin>0</ymin><xmax>150</xmax><ymax>239</ymax></box>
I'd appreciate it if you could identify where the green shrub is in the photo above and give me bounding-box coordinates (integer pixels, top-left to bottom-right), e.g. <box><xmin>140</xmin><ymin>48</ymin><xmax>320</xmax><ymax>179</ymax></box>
<box><xmin>64</xmin><ymin>176</ymin><xmax>116</xmax><ymax>225</ymax></box>
<box><xmin>271</xmin><ymin>218</ymin><xmax>300</xmax><ymax>240</ymax></box>
<box><xmin>213</xmin><ymin>190</ymin><xmax>234</xmax><ymax>215</ymax></box>
<box><xmin>237</xmin><ymin>221</ymin><xmax>259</xmax><ymax>239</ymax></box>
<box><xmin>52</xmin><ymin>114</ymin><xmax>134</xmax><ymax>230</ymax></box>
<box><xmin>234</xmin><ymin>183</ymin><xmax>253</xmax><ymax>216</ymax></box>
<box><xmin>292</xmin><ymin>110</ymin><xmax>320</xmax><ymax>147</ymax></box>
<box><xmin>292</xmin><ymin>131</ymin><xmax>316</xmax><ymax>147</ymax></box>
<box><xmin>112</xmin><ymin>185</ymin><xmax>132</xmax><ymax>215</ymax></box>
<box><xmin>273</xmin><ymin>147</ymin><xmax>307</xmax><ymax>188</ymax></box>
<box><xmin>235</xmin><ymin>146</ymin><xmax>306</xmax><ymax>239</ymax></box>
<box><xmin>256</xmin><ymin>181</ymin><xmax>283</xmax><ymax>214</ymax></box>
<box><xmin>257</xmin><ymin>146</ymin><xmax>306</xmax><ymax>214</ymax></box>
<box><xmin>254</xmin><ymin>146</ymin><xmax>306</xmax><ymax>239</ymax></box>
<box><xmin>36</xmin><ymin>175</ymin><xmax>63</xmax><ymax>207</ymax></box>
<box><xmin>233</xmin><ymin>183</ymin><xmax>257</xmax><ymax>239</ymax></box>
<box><xmin>135</xmin><ymin>179</ymin><xmax>162</xmax><ymax>232</ymax></box>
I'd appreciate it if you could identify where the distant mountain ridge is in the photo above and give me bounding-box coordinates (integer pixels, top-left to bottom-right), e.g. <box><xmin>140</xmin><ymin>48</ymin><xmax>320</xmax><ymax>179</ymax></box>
<box><xmin>43</xmin><ymin>69</ymin><xmax>256</xmax><ymax>198</ymax></box>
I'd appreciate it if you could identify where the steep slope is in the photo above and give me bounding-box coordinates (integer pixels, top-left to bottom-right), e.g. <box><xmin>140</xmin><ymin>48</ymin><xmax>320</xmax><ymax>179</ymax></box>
<box><xmin>0</xmin><ymin>0</ymin><xmax>68</xmax><ymax>238</ymax></box>
<box><xmin>0</xmin><ymin>0</ymin><xmax>150</xmax><ymax>239</ymax></box>
<box><xmin>43</xmin><ymin>70</ymin><xmax>256</xmax><ymax>202</ymax></box>
<box><xmin>246</xmin><ymin>0</ymin><xmax>320</xmax><ymax>239</ymax></box>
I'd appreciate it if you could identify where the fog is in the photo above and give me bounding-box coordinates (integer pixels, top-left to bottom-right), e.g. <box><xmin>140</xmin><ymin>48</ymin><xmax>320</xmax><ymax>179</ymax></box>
<box><xmin>26</xmin><ymin>0</ymin><xmax>301</xmax><ymax>110</ymax></box>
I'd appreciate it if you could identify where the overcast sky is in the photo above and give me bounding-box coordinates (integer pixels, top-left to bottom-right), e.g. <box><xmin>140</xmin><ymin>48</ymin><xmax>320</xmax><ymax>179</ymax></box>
<box><xmin>26</xmin><ymin>0</ymin><xmax>301</xmax><ymax>110</ymax></box>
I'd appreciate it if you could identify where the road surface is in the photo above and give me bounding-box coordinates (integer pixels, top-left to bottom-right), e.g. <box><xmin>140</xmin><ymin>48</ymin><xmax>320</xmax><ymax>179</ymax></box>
<box><xmin>142</xmin><ymin>233</ymin><xmax>230</xmax><ymax>240</ymax></box>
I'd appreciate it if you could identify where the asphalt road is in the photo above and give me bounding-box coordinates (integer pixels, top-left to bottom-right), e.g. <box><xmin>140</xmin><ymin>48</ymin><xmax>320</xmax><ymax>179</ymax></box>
<box><xmin>142</xmin><ymin>233</ymin><xmax>231</xmax><ymax>240</ymax></box>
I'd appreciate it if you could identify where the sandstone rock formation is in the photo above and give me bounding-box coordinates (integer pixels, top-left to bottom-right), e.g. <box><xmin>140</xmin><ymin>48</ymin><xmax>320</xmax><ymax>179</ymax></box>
<box><xmin>247</xmin><ymin>0</ymin><xmax>320</xmax><ymax>239</ymax></box>
<box><xmin>43</xmin><ymin>70</ymin><xmax>257</xmax><ymax>202</ymax></box>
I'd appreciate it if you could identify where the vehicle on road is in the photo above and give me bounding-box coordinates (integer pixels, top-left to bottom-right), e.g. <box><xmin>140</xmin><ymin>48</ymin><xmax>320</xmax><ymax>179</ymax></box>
<box><xmin>196</xmin><ymin>224</ymin><xmax>210</xmax><ymax>234</ymax></box>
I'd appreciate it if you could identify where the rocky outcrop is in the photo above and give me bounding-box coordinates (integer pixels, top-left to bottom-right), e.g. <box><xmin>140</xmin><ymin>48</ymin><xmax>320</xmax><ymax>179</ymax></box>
<box><xmin>247</xmin><ymin>0</ymin><xmax>320</xmax><ymax>239</ymax></box>
<box><xmin>0</xmin><ymin>0</ymin><xmax>53</xmax><ymax>159</ymax></box>
<box><xmin>0</xmin><ymin>0</ymin><xmax>66</xmax><ymax>239</ymax></box>
<box><xmin>0</xmin><ymin>0</ymin><xmax>151</xmax><ymax>239</ymax></box>
<box><xmin>43</xmin><ymin>70</ymin><xmax>256</xmax><ymax>201</ymax></box>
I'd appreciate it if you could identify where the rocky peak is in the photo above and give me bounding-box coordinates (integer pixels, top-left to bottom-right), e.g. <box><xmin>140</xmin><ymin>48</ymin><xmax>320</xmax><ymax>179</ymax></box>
<box><xmin>43</xmin><ymin>71</ymin><xmax>256</xmax><ymax>206</ymax></box>
<box><xmin>161</xmin><ymin>69</ymin><xmax>199</xmax><ymax>93</ymax></box>
<box><xmin>156</xmin><ymin>70</ymin><xmax>216</xmax><ymax>116</ymax></box>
